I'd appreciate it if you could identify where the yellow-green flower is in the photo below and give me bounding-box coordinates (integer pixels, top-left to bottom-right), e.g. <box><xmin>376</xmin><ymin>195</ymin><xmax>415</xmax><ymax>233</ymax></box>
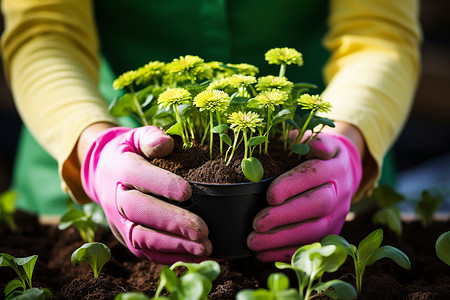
<box><xmin>256</xmin><ymin>75</ymin><xmax>294</xmax><ymax>93</ymax></box>
<box><xmin>135</xmin><ymin>61</ymin><xmax>165</xmax><ymax>85</ymax></box>
<box><xmin>167</xmin><ymin>55</ymin><xmax>204</xmax><ymax>73</ymax></box>
<box><xmin>265</xmin><ymin>47</ymin><xmax>303</xmax><ymax>67</ymax></box>
<box><xmin>297</xmin><ymin>94</ymin><xmax>332</xmax><ymax>113</ymax></box>
<box><xmin>193</xmin><ymin>89</ymin><xmax>230</xmax><ymax>112</ymax></box>
<box><xmin>228</xmin><ymin>74</ymin><xmax>257</xmax><ymax>88</ymax></box>
<box><xmin>157</xmin><ymin>88</ymin><xmax>192</xmax><ymax>110</ymax></box>
<box><xmin>113</xmin><ymin>70</ymin><xmax>139</xmax><ymax>90</ymax></box>
<box><xmin>253</xmin><ymin>89</ymin><xmax>288</xmax><ymax>110</ymax></box>
<box><xmin>228</xmin><ymin>111</ymin><xmax>263</xmax><ymax>132</ymax></box>
<box><xmin>226</xmin><ymin>63</ymin><xmax>259</xmax><ymax>76</ymax></box>
<box><xmin>207</xmin><ymin>78</ymin><xmax>231</xmax><ymax>91</ymax></box>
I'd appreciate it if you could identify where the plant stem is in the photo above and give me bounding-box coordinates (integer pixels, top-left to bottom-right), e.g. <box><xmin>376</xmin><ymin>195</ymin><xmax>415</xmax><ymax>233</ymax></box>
<box><xmin>243</xmin><ymin>129</ymin><xmax>248</xmax><ymax>160</ymax></box>
<box><xmin>264</xmin><ymin>108</ymin><xmax>272</xmax><ymax>154</ymax></box>
<box><xmin>226</xmin><ymin>130</ymin><xmax>240</xmax><ymax>166</ymax></box>
<box><xmin>173</xmin><ymin>103</ymin><xmax>189</xmax><ymax>147</ymax></box>
<box><xmin>216</xmin><ymin>110</ymin><xmax>223</xmax><ymax>155</ymax></box>
<box><xmin>129</xmin><ymin>85</ymin><xmax>148</xmax><ymax>126</ymax></box>
<box><xmin>279</xmin><ymin>63</ymin><xmax>287</xmax><ymax>78</ymax></box>
<box><xmin>289</xmin><ymin>109</ymin><xmax>315</xmax><ymax>156</ymax></box>
<box><xmin>209</xmin><ymin>111</ymin><xmax>214</xmax><ymax>159</ymax></box>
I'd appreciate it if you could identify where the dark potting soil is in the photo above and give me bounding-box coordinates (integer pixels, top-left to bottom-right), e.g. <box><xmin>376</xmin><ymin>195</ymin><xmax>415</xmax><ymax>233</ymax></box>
<box><xmin>149</xmin><ymin>136</ymin><xmax>301</xmax><ymax>183</ymax></box>
<box><xmin>1</xmin><ymin>209</ymin><xmax>449</xmax><ymax>300</ymax></box>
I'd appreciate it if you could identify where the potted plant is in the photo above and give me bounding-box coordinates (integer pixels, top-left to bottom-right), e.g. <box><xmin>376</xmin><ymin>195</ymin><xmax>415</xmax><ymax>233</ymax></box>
<box><xmin>109</xmin><ymin>47</ymin><xmax>334</xmax><ymax>258</ymax></box>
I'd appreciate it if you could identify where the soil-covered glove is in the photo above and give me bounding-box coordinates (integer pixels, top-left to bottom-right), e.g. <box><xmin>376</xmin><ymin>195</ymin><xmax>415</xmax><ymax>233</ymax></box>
<box><xmin>81</xmin><ymin>126</ymin><xmax>211</xmax><ymax>264</ymax></box>
<box><xmin>247</xmin><ymin>132</ymin><xmax>362</xmax><ymax>262</ymax></box>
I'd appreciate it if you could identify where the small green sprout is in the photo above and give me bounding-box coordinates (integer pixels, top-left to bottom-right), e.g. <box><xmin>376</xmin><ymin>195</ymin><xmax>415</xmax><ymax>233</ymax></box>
<box><xmin>0</xmin><ymin>253</ymin><xmax>52</xmax><ymax>299</ymax></box>
<box><xmin>321</xmin><ymin>229</ymin><xmax>411</xmax><ymax>295</ymax></box>
<box><xmin>115</xmin><ymin>292</ymin><xmax>152</xmax><ymax>300</ymax></box>
<box><xmin>59</xmin><ymin>204</ymin><xmax>98</xmax><ymax>243</ymax></box>
<box><xmin>436</xmin><ymin>231</ymin><xmax>450</xmax><ymax>266</ymax></box>
<box><xmin>153</xmin><ymin>260</ymin><xmax>221</xmax><ymax>300</ymax></box>
<box><xmin>0</xmin><ymin>190</ymin><xmax>17</xmax><ymax>231</ymax></box>
<box><xmin>370</xmin><ymin>185</ymin><xmax>405</xmax><ymax>236</ymax></box>
<box><xmin>275</xmin><ymin>242</ymin><xmax>356</xmax><ymax>300</ymax></box>
<box><xmin>71</xmin><ymin>242</ymin><xmax>111</xmax><ymax>278</ymax></box>
<box><xmin>236</xmin><ymin>272</ymin><xmax>300</xmax><ymax>300</ymax></box>
<box><xmin>414</xmin><ymin>188</ymin><xmax>445</xmax><ymax>227</ymax></box>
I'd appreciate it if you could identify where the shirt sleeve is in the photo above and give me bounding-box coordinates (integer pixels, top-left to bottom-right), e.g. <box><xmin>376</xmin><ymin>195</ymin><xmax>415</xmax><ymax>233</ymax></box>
<box><xmin>1</xmin><ymin>0</ymin><xmax>118</xmax><ymax>203</ymax></box>
<box><xmin>321</xmin><ymin>0</ymin><xmax>422</xmax><ymax>199</ymax></box>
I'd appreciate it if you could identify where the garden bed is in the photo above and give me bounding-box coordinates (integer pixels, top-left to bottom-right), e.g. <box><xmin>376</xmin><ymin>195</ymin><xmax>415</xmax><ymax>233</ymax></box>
<box><xmin>1</xmin><ymin>208</ymin><xmax>449</xmax><ymax>300</ymax></box>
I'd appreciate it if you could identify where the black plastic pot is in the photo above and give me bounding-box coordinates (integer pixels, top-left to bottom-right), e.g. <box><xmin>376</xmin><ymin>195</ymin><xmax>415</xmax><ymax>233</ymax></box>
<box><xmin>184</xmin><ymin>177</ymin><xmax>275</xmax><ymax>259</ymax></box>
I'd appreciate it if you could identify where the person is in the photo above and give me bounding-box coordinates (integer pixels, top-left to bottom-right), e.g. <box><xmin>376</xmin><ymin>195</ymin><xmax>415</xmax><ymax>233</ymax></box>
<box><xmin>1</xmin><ymin>0</ymin><xmax>421</xmax><ymax>264</ymax></box>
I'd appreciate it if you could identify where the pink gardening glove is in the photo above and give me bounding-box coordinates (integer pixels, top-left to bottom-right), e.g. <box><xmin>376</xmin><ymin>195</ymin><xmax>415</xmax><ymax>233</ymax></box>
<box><xmin>247</xmin><ymin>132</ymin><xmax>362</xmax><ymax>262</ymax></box>
<box><xmin>81</xmin><ymin>126</ymin><xmax>212</xmax><ymax>264</ymax></box>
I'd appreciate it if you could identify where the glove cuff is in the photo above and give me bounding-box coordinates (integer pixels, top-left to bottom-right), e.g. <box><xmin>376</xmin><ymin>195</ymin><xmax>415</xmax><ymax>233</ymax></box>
<box><xmin>80</xmin><ymin>127</ymin><xmax>131</xmax><ymax>203</ymax></box>
<box><xmin>321</xmin><ymin>131</ymin><xmax>363</xmax><ymax>194</ymax></box>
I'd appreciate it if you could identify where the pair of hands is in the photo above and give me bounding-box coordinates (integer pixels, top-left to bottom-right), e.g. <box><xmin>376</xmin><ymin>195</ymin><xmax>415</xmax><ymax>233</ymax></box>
<box><xmin>80</xmin><ymin>125</ymin><xmax>362</xmax><ymax>264</ymax></box>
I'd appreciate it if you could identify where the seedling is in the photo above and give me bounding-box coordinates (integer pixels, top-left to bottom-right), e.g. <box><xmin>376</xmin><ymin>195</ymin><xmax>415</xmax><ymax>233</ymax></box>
<box><xmin>274</xmin><ymin>242</ymin><xmax>357</xmax><ymax>300</ymax></box>
<box><xmin>0</xmin><ymin>190</ymin><xmax>17</xmax><ymax>231</ymax></box>
<box><xmin>110</xmin><ymin>47</ymin><xmax>334</xmax><ymax>183</ymax></box>
<box><xmin>59</xmin><ymin>204</ymin><xmax>98</xmax><ymax>243</ymax></box>
<box><xmin>153</xmin><ymin>260</ymin><xmax>221</xmax><ymax>300</ymax></box>
<box><xmin>436</xmin><ymin>231</ymin><xmax>450</xmax><ymax>266</ymax></box>
<box><xmin>236</xmin><ymin>272</ymin><xmax>300</xmax><ymax>300</ymax></box>
<box><xmin>321</xmin><ymin>229</ymin><xmax>411</xmax><ymax>295</ymax></box>
<box><xmin>370</xmin><ymin>185</ymin><xmax>405</xmax><ymax>236</ymax></box>
<box><xmin>414</xmin><ymin>188</ymin><xmax>446</xmax><ymax>227</ymax></box>
<box><xmin>115</xmin><ymin>292</ymin><xmax>152</xmax><ymax>300</ymax></box>
<box><xmin>71</xmin><ymin>242</ymin><xmax>111</xmax><ymax>278</ymax></box>
<box><xmin>0</xmin><ymin>253</ymin><xmax>52</xmax><ymax>299</ymax></box>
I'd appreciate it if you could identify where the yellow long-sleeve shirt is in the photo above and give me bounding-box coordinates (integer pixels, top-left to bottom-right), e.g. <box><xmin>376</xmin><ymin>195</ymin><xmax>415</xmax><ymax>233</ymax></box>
<box><xmin>1</xmin><ymin>0</ymin><xmax>421</xmax><ymax>205</ymax></box>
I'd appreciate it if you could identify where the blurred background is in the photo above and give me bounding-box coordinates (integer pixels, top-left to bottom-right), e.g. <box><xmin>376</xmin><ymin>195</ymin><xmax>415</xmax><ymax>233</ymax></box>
<box><xmin>1</xmin><ymin>0</ymin><xmax>449</xmax><ymax>209</ymax></box>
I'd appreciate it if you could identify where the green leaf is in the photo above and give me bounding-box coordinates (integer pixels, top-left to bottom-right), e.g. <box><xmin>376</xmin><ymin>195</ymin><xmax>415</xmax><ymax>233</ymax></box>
<box><xmin>247</xmin><ymin>136</ymin><xmax>266</xmax><ymax>147</ymax></box>
<box><xmin>313</xmin><ymin>279</ymin><xmax>357</xmax><ymax>300</ymax></box>
<box><xmin>236</xmin><ymin>289</ymin><xmax>274</xmax><ymax>300</ymax></box>
<box><xmin>285</xmin><ymin>118</ymin><xmax>300</xmax><ymax>130</ymax></box>
<box><xmin>14</xmin><ymin>255</ymin><xmax>38</xmax><ymax>288</ymax></box>
<box><xmin>291</xmin><ymin>144</ymin><xmax>309</xmax><ymax>155</ymax></box>
<box><xmin>372</xmin><ymin>185</ymin><xmax>405</xmax><ymax>208</ymax></box>
<box><xmin>358</xmin><ymin>229</ymin><xmax>384</xmax><ymax>261</ymax></box>
<box><xmin>321</xmin><ymin>235</ymin><xmax>354</xmax><ymax>259</ymax></box>
<box><xmin>230</xmin><ymin>96</ymin><xmax>250</xmax><ymax>105</ymax></box>
<box><xmin>241</xmin><ymin>157</ymin><xmax>264</xmax><ymax>183</ymax></box>
<box><xmin>267</xmin><ymin>272</ymin><xmax>290</xmax><ymax>292</ymax></box>
<box><xmin>0</xmin><ymin>190</ymin><xmax>17</xmax><ymax>230</ymax></box>
<box><xmin>293</xmin><ymin>82</ymin><xmax>318</xmax><ymax>89</ymax></box>
<box><xmin>366</xmin><ymin>245</ymin><xmax>411</xmax><ymax>269</ymax></box>
<box><xmin>170</xmin><ymin>260</ymin><xmax>221</xmax><ymax>281</ymax></box>
<box><xmin>71</xmin><ymin>242</ymin><xmax>111</xmax><ymax>278</ymax></box>
<box><xmin>58</xmin><ymin>209</ymin><xmax>89</xmax><ymax>230</ymax></box>
<box><xmin>5</xmin><ymin>279</ymin><xmax>23</xmax><ymax>296</ymax></box>
<box><xmin>108</xmin><ymin>93</ymin><xmax>137</xmax><ymax>117</ymax></box>
<box><xmin>165</xmin><ymin>122</ymin><xmax>183</xmax><ymax>137</ymax></box>
<box><xmin>220</xmin><ymin>133</ymin><xmax>232</xmax><ymax>146</ymax></box>
<box><xmin>156</xmin><ymin>266</ymin><xmax>180</xmax><ymax>296</ymax></box>
<box><xmin>415</xmin><ymin>189</ymin><xmax>444</xmax><ymax>227</ymax></box>
<box><xmin>114</xmin><ymin>292</ymin><xmax>151</xmax><ymax>300</ymax></box>
<box><xmin>436</xmin><ymin>231</ymin><xmax>450</xmax><ymax>266</ymax></box>
<box><xmin>5</xmin><ymin>287</ymin><xmax>52</xmax><ymax>300</ymax></box>
<box><xmin>372</xmin><ymin>207</ymin><xmax>402</xmax><ymax>236</ymax></box>
<box><xmin>211</xmin><ymin>124</ymin><xmax>229</xmax><ymax>134</ymax></box>
<box><xmin>179</xmin><ymin>273</ymin><xmax>210</xmax><ymax>300</ymax></box>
